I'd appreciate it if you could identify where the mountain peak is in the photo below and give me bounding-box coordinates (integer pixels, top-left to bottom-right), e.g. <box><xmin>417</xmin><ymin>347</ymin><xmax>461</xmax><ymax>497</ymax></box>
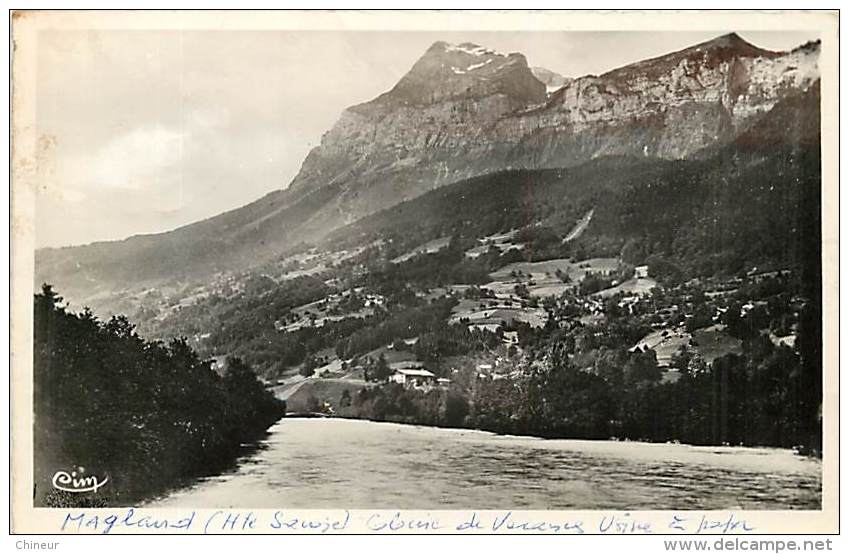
<box><xmin>358</xmin><ymin>40</ymin><xmax>545</xmax><ymax>110</ymax></box>
<box><xmin>691</xmin><ymin>32</ymin><xmax>777</xmax><ymax>56</ymax></box>
<box><xmin>709</xmin><ymin>32</ymin><xmax>747</xmax><ymax>47</ymax></box>
<box><xmin>602</xmin><ymin>32</ymin><xmax>781</xmax><ymax>81</ymax></box>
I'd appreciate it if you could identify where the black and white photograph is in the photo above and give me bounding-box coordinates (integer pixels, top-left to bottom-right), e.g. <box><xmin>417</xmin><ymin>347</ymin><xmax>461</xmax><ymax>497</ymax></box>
<box><xmin>9</xmin><ymin>9</ymin><xmax>840</xmax><ymax>535</ymax></box>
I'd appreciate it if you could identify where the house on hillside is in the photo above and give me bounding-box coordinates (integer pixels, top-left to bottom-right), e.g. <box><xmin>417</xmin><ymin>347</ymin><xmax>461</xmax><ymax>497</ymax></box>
<box><xmin>502</xmin><ymin>330</ymin><xmax>519</xmax><ymax>345</ymax></box>
<box><xmin>391</xmin><ymin>368</ymin><xmax>438</xmax><ymax>390</ymax></box>
<box><xmin>210</xmin><ymin>356</ymin><xmax>228</xmax><ymax>376</ymax></box>
<box><xmin>364</xmin><ymin>294</ymin><xmax>386</xmax><ymax>308</ymax></box>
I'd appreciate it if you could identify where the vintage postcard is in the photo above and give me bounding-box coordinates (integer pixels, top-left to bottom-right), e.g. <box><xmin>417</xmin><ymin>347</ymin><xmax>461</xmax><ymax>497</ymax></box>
<box><xmin>9</xmin><ymin>9</ymin><xmax>840</xmax><ymax>536</ymax></box>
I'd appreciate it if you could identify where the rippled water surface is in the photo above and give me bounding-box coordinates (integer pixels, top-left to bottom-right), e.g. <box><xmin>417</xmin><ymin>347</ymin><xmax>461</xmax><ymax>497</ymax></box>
<box><xmin>150</xmin><ymin>418</ymin><xmax>821</xmax><ymax>509</ymax></box>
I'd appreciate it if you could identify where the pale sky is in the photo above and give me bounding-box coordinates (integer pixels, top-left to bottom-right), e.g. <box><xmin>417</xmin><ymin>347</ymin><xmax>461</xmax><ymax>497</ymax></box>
<box><xmin>34</xmin><ymin>30</ymin><xmax>819</xmax><ymax>248</ymax></box>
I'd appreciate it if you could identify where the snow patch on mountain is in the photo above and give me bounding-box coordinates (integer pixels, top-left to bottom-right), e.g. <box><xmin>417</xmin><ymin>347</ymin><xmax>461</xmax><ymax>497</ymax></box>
<box><xmin>451</xmin><ymin>58</ymin><xmax>495</xmax><ymax>74</ymax></box>
<box><xmin>467</xmin><ymin>59</ymin><xmax>494</xmax><ymax>71</ymax></box>
<box><xmin>444</xmin><ymin>42</ymin><xmax>505</xmax><ymax>57</ymax></box>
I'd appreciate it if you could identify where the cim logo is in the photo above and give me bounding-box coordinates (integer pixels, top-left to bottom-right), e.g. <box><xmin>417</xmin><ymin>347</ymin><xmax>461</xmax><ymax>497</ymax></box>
<box><xmin>52</xmin><ymin>467</ymin><xmax>108</xmax><ymax>494</ymax></box>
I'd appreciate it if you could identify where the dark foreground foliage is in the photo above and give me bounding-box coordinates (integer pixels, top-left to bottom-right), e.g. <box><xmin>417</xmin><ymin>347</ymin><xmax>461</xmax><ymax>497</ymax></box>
<box><xmin>468</xmin><ymin>333</ymin><xmax>820</xmax><ymax>451</ymax></box>
<box><xmin>33</xmin><ymin>285</ymin><xmax>286</xmax><ymax>507</ymax></box>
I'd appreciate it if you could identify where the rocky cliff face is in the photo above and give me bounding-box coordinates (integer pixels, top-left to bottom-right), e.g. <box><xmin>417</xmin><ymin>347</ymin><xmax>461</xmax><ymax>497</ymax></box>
<box><xmin>288</xmin><ymin>34</ymin><xmax>819</xmax><ymax>235</ymax></box>
<box><xmin>35</xmin><ymin>33</ymin><xmax>822</xmax><ymax>300</ymax></box>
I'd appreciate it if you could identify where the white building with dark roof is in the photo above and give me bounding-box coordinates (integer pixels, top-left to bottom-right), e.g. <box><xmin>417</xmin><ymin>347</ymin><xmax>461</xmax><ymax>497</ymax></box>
<box><xmin>391</xmin><ymin>368</ymin><xmax>437</xmax><ymax>389</ymax></box>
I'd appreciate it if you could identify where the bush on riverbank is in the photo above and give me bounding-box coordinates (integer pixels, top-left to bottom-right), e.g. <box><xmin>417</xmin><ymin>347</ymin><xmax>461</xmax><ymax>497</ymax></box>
<box><xmin>291</xmin><ymin>379</ymin><xmax>469</xmax><ymax>429</ymax></box>
<box><xmin>349</xmin><ymin>384</ymin><xmax>469</xmax><ymax>428</ymax></box>
<box><xmin>33</xmin><ymin>285</ymin><xmax>286</xmax><ymax>507</ymax></box>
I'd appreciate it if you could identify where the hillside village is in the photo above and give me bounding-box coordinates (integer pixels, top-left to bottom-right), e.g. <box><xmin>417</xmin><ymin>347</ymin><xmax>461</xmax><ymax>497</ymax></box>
<box><xmin>96</xmin><ymin>203</ymin><xmax>812</xmax><ymax>449</ymax></box>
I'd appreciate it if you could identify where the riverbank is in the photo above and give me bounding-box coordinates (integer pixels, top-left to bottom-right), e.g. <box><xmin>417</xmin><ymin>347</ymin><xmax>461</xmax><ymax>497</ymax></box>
<box><xmin>282</xmin><ymin>378</ymin><xmax>822</xmax><ymax>456</ymax></box>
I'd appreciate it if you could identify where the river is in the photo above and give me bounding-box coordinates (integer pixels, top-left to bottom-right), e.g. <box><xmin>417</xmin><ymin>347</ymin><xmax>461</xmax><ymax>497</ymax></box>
<box><xmin>149</xmin><ymin>418</ymin><xmax>821</xmax><ymax>510</ymax></box>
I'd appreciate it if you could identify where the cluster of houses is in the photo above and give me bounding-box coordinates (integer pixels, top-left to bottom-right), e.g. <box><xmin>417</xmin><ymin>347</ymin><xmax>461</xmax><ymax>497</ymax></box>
<box><xmin>465</xmin><ymin>229</ymin><xmax>522</xmax><ymax>259</ymax></box>
<box><xmin>274</xmin><ymin>288</ymin><xmax>386</xmax><ymax>333</ymax></box>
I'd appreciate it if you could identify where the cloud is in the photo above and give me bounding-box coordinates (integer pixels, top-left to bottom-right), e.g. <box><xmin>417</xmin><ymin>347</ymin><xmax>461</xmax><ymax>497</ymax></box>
<box><xmin>65</xmin><ymin>105</ymin><xmax>227</xmax><ymax>190</ymax></box>
<box><xmin>75</xmin><ymin>124</ymin><xmax>187</xmax><ymax>190</ymax></box>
